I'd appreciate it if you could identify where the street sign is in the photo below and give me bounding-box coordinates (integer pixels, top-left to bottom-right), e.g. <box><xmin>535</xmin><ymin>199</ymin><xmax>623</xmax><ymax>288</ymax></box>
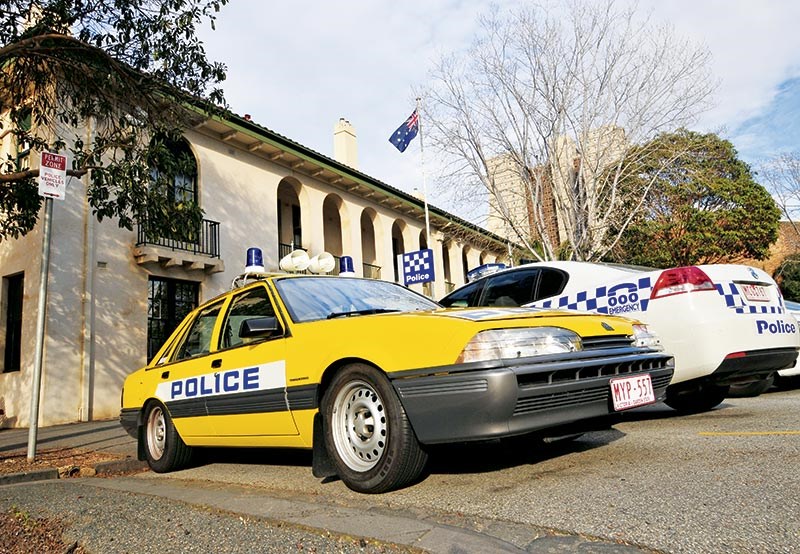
<box><xmin>399</xmin><ymin>248</ymin><xmax>435</xmax><ymax>286</ymax></box>
<box><xmin>38</xmin><ymin>152</ymin><xmax>67</xmax><ymax>200</ymax></box>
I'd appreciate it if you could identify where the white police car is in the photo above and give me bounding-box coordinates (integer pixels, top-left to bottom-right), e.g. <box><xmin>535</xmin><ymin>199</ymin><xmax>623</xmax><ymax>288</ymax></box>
<box><xmin>730</xmin><ymin>299</ymin><xmax>800</xmax><ymax>396</ymax></box>
<box><xmin>440</xmin><ymin>262</ymin><xmax>800</xmax><ymax>413</ymax></box>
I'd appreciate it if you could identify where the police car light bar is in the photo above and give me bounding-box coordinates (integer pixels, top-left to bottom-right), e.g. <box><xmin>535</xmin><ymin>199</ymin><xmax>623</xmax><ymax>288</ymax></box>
<box><xmin>467</xmin><ymin>263</ymin><xmax>507</xmax><ymax>283</ymax></box>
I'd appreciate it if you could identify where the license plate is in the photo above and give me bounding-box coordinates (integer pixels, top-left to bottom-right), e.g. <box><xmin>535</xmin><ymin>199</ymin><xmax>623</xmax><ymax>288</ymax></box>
<box><xmin>610</xmin><ymin>374</ymin><xmax>655</xmax><ymax>411</ymax></box>
<box><xmin>741</xmin><ymin>284</ymin><xmax>769</xmax><ymax>302</ymax></box>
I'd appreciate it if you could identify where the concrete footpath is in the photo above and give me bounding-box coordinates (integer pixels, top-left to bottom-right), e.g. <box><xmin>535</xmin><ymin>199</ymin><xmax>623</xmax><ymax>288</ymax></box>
<box><xmin>0</xmin><ymin>420</ymin><xmax>651</xmax><ymax>553</ymax></box>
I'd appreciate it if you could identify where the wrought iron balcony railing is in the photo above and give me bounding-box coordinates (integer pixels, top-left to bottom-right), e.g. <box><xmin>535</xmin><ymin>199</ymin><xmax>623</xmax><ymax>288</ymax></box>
<box><xmin>137</xmin><ymin>218</ymin><xmax>220</xmax><ymax>258</ymax></box>
<box><xmin>363</xmin><ymin>263</ymin><xmax>381</xmax><ymax>280</ymax></box>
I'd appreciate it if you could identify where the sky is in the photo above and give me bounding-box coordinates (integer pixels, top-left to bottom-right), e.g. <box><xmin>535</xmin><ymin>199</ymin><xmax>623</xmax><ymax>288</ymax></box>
<box><xmin>197</xmin><ymin>0</ymin><xmax>800</xmax><ymax>220</ymax></box>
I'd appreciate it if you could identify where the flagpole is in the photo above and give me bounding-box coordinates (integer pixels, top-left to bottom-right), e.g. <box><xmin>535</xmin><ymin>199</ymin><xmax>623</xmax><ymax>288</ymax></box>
<box><xmin>416</xmin><ymin>97</ymin><xmax>431</xmax><ymax>247</ymax></box>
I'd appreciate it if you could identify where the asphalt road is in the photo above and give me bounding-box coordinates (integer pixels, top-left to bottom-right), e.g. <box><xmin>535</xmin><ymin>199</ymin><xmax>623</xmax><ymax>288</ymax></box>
<box><xmin>138</xmin><ymin>388</ymin><xmax>800</xmax><ymax>553</ymax></box>
<box><xmin>2</xmin><ymin>389</ymin><xmax>799</xmax><ymax>553</ymax></box>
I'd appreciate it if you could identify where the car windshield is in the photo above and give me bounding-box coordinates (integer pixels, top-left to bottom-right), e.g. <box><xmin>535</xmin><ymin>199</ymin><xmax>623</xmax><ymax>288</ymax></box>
<box><xmin>274</xmin><ymin>277</ymin><xmax>440</xmax><ymax>323</ymax></box>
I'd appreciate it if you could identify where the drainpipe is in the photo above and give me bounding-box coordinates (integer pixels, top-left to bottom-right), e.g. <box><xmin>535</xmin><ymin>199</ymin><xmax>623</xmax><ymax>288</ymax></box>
<box><xmin>79</xmin><ymin>119</ymin><xmax>95</xmax><ymax>421</ymax></box>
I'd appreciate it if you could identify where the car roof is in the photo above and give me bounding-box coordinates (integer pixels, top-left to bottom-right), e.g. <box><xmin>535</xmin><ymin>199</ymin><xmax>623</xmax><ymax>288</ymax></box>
<box><xmin>466</xmin><ymin>261</ymin><xmax>643</xmax><ymax>286</ymax></box>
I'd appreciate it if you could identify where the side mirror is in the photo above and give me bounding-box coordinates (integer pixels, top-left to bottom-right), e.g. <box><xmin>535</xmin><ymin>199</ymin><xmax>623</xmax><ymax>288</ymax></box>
<box><xmin>239</xmin><ymin>316</ymin><xmax>279</xmax><ymax>338</ymax></box>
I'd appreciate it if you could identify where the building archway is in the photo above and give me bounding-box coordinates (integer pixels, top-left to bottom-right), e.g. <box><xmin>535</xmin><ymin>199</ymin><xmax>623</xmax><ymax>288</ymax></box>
<box><xmin>462</xmin><ymin>245</ymin><xmax>472</xmax><ymax>281</ymax></box>
<box><xmin>391</xmin><ymin>220</ymin><xmax>407</xmax><ymax>282</ymax></box>
<box><xmin>361</xmin><ymin>208</ymin><xmax>380</xmax><ymax>279</ymax></box>
<box><xmin>277</xmin><ymin>178</ymin><xmax>304</xmax><ymax>260</ymax></box>
<box><xmin>322</xmin><ymin>194</ymin><xmax>344</xmax><ymax>257</ymax></box>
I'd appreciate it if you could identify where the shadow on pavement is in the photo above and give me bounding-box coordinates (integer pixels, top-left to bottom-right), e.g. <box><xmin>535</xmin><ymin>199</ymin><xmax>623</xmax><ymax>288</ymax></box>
<box><xmin>192</xmin><ymin>427</ymin><xmax>628</xmax><ymax>480</ymax></box>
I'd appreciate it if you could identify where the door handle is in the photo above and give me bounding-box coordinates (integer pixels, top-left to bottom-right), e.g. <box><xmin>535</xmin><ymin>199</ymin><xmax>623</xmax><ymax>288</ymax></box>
<box><xmin>161</xmin><ymin>371</ymin><xmax>170</xmax><ymax>379</ymax></box>
<box><xmin>211</xmin><ymin>359</ymin><xmax>222</xmax><ymax>369</ymax></box>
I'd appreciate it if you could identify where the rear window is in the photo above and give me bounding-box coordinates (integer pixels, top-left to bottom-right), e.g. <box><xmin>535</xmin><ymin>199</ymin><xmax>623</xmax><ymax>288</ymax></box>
<box><xmin>482</xmin><ymin>269</ymin><xmax>538</xmax><ymax>306</ymax></box>
<box><xmin>535</xmin><ymin>268</ymin><xmax>568</xmax><ymax>300</ymax></box>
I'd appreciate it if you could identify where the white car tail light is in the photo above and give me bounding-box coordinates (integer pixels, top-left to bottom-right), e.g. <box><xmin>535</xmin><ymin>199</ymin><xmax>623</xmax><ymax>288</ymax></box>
<box><xmin>650</xmin><ymin>266</ymin><xmax>716</xmax><ymax>299</ymax></box>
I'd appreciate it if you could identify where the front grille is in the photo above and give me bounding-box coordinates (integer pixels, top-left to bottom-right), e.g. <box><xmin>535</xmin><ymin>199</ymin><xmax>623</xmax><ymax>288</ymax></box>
<box><xmin>513</xmin><ymin>372</ymin><xmax>672</xmax><ymax>416</ymax></box>
<box><xmin>583</xmin><ymin>335</ymin><xmax>633</xmax><ymax>350</ymax></box>
<box><xmin>516</xmin><ymin>351</ymin><xmax>667</xmax><ymax>388</ymax></box>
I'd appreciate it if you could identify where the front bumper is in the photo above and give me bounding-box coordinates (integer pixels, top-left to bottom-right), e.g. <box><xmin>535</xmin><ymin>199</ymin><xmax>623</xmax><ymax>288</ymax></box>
<box><xmin>391</xmin><ymin>347</ymin><xmax>673</xmax><ymax>444</ymax></box>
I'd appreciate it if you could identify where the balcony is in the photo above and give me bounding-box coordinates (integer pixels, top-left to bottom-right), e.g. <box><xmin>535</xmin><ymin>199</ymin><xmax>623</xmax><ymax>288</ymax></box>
<box><xmin>134</xmin><ymin>218</ymin><xmax>224</xmax><ymax>274</ymax></box>
<box><xmin>363</xmin><ymin>263</ymin><xmax>381</xmax><ymax>280</ymax></box>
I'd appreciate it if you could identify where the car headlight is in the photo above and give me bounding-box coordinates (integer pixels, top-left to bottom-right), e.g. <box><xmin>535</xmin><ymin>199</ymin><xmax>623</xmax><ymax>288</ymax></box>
<box><xmin>456</xmin><ymin>327</ymin><xmax>583</xmax><ymax>364</ymax></box>
<box><xmin>632</xmin><ymin>324</ymin><xmax>663</xmax><ymax>350</ymax></box>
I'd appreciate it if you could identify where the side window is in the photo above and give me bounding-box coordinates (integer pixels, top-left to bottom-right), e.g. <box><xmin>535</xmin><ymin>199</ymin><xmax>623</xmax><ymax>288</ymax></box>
<box><xmin>535</xmin><ymin>268</ymin><xmax>569</xmax><ymax>300</ymax></box>
<box><xmin>173</xmin><ymin>301</ymin><xmax>224</xmax><ymax>361</ymax></box>
<box><xmin>482</xmin><ymin>269</ymin><xmax>539</xmax><ymax>307</ymax></box>
<box><xmin>439</xmin><ymin>281</ymin><xmax>483</xmax><ymax>308</ymax></box>
<box><xmin>219</xmin><ymin>286</ymin><xmax>280</xmax><ymax>350</ymax></box>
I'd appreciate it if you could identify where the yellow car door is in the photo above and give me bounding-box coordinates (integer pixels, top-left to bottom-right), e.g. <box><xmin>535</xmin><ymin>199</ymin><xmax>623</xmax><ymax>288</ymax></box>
<box><xmin>155</xmin><ymin>298</ymin><xmax>227</xmax><ymax>439</ymax></box>
<box><xmin>207</xmin><ymin>283</ymin><xmax>298</xmax><ymax>442</ymax></box>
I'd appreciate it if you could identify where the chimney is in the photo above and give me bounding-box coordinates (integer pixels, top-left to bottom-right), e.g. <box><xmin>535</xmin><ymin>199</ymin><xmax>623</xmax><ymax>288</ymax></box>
<box><xmin>334</xmin><ymin>118</ymin><xmax>358</xmax><ymax>169</ymax></box>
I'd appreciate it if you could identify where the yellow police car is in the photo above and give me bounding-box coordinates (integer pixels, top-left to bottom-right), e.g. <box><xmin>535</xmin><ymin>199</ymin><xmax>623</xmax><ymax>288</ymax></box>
<box><xmin>121</xmin><ymin>273</ymin><xmax>673</xmax><ymax>493</ymax></box>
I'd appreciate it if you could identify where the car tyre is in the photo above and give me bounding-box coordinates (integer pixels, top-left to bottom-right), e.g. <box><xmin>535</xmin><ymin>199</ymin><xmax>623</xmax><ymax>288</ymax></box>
<box><xmin>728</xmin><ymin>374</ymin><xmax>775</xmax><ymax>398</ymax></box>
<box><xmin>664</xmin><ymin>383</ymin><xmax>729</xmax><ymax>414</ymax></box>
<box><xmin>143</xmin><ymin>401</ymin><xmax>193</xmax><ymax>473</ymax></box>
<box><xmin>322</xmin><ymin>363</ymin><xmax>428</xmax><ymax>493</ymax></box>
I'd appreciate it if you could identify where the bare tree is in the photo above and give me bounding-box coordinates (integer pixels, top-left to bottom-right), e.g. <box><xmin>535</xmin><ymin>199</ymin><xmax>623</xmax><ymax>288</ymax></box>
<box><xmin>761</xmin><ymin>153</ymin><xmax>800</xmax><ymax>237</ymax></box>
<box><xmin>422</xmin><ymin>1</ymin><xmax>714</xmax><ymax>261</ymax></box>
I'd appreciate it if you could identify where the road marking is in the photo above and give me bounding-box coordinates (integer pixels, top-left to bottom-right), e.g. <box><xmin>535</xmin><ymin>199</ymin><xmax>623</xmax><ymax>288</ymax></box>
<box><xmin>699</xmin><ymin>431</ymin><xmax>800</xmax><ymax>436</ymax></box>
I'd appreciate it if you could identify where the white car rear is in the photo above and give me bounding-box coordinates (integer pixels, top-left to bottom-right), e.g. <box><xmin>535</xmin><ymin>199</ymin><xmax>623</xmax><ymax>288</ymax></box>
<box><xmin>778</xmin><ymin>300</ymin><xmax>800</xmax><ymax>379</ymax></box>
<box><xmin>440</xmin><ymin>262</ymin><xmax>800</xmax><ymax>413</ymax></box>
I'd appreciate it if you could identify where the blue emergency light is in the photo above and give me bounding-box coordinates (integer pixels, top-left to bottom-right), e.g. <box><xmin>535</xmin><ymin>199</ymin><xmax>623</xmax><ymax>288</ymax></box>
<box><xmin>245</xmin><ymin>247</ymin><xmax>265</xmax><ymax>273</ymax></box>
<box><xmin>339</xmin><ymin>255</ymin><xmax>355</xmax><ymax>276</ymax></box>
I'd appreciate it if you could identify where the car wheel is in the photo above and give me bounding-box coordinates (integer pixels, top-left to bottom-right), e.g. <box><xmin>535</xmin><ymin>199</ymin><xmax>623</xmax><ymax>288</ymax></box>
<box><xmin>664</xmin><ymin>383</ymin><xmax>730</xmax><ymax>414</ymax></box>
<box><xmin>143</xmin><ymin>401</ymin><xmax>193</xmax><ymax>473</ymax></box>
<box><xmin>322</xmin><ymin>364</ymin><xmax>428</xmax><ymax>493</ymax></box>
<box><xmin>728</xmin><ymin>374</ymin><xmax>775</xmax><ymax>398</ymax></box>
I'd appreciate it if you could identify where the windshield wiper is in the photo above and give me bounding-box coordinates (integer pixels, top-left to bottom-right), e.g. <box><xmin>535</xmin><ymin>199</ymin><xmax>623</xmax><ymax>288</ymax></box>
<box><xmin>327</xmin><ymin>308</ymin><xmax>400</xmax><ymax>319</ymax></box>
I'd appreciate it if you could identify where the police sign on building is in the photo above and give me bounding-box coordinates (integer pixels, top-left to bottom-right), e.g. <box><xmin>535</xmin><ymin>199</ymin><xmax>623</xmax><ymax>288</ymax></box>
<box><xmin>399</xmin><ymin>248</ymin><xmax>435</xmax><ymax>286</ymax></box>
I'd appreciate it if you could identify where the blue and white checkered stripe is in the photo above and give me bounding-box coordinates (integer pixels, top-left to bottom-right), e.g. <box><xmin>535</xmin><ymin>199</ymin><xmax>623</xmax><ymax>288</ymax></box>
<box><xmin>536</xmin><ymin>277</ymin><xmax>653</xmax><ymax>315</ymax></box>
<box><xmin>717</xmin><ymin>282</ymin><xmax>785</xmax><ymax>314</ymax></box>
<box><xmin>537</xmin><ymin>277</ymin><xmax>785</xmax><ymax>315</ymax></box>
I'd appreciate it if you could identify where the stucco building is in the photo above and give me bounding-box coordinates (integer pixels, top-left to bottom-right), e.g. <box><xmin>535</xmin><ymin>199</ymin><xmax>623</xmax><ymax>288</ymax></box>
<box><xmin>0</xmin><ymin>110</ymin><xmax>509</xmax><ymax>428</ymax></box>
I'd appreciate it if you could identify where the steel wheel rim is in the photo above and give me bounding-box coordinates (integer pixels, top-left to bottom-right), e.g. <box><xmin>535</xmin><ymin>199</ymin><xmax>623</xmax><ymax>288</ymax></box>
<box><xmin>331</xmin><ymin>379</ymin><xmax>387</xmax><ymax>472</ymax></box>
<box><xmin>146</xmin><ymin>406</ymin><xmax>166</xmax><ymax>461</ymax></box>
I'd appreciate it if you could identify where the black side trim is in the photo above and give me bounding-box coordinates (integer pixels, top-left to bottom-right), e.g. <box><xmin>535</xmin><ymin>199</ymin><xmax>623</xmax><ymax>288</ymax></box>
<box><xmin>166</xmin><ymin>384</ymin><xmax>318</xmax><ymax>419</ymax></box>
<box><xmin>167</xmin><ymin>389</ymin><xmax>288</xmax><ymax>419</ymax></box>
<box><xmin>205</xmin><ymin>389</ymin><xmax>287</xmax><ymax>416</ymax></box>
<box><xmin>166</xmin><ymin>397</ymin><xmax>207</xmax><ymax>418</ymax></box>
<box><xmin>287</xmin><ymin>384</ymin><xmax>318</xmax><ymax>410</ymax></box>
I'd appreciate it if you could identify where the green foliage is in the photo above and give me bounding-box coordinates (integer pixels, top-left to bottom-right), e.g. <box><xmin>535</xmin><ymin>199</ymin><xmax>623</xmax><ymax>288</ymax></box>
<box><xmin>773</xmin><ymin>254</ymin><xmax>800</xmax><ymax>301</ymax></box>
<box><xmin>0</xmin><ymin>0</ymin><xmax>228</xmax><ymax>240</ymax></box>
<box><xmin>610</xmin><ymin>129</ymin><xmax>780</xmax><ymax>267</ymax></box>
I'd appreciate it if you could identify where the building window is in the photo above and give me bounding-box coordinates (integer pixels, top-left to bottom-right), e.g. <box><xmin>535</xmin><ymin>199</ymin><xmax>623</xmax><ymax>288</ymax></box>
<box><xmin>144</xmin><ymin>136</ymin><xmax>200</xmax><ymax>244</ymax></box>
<box><xmin>147</xmin><ymin>277</ymin><xmax>198</xmax><ymax>362</ymax></box>
<box><xmin>2</xmin><ymin>273</ymin><xmax>24</xmax><ymax>373</ymax></box>
<box><xmin>149</xmin><ymin>137</ymin><xmax>197</xmax><ymax>205</ymax></box>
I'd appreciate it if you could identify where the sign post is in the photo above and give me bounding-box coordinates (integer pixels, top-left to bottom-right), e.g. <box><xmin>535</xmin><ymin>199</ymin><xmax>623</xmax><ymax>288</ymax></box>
<box><xmin>27</xmin><ymin>152</ymin><xmax>67</xmax><ymax>461</ymax></box>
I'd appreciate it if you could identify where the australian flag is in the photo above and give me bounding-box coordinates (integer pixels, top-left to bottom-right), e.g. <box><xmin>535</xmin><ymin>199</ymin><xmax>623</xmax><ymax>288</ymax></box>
<box><xmin>388</xmin><ymin>109</ymin><xmax>419</xmax><ymax>153</ymax></box>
